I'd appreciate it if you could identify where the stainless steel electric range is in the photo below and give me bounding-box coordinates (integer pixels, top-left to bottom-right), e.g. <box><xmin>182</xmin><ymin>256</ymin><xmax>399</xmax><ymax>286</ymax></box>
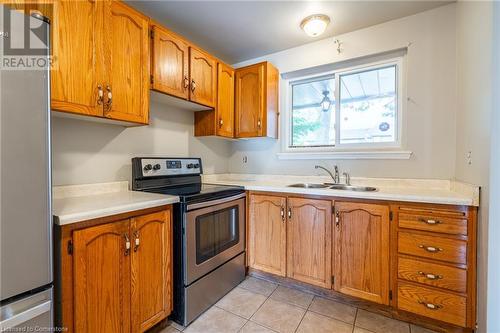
<box><xmin>131</xmin><ymin>157</ymin><xmax>246</xmax><ymax>326</ymax></box>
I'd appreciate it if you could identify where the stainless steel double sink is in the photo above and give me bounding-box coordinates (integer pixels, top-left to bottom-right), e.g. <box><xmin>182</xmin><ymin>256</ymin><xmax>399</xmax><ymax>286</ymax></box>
<box><xmin>288</xmin><ymin>183</ymin><xmax>378</xmax><ymax>192</ymax></box>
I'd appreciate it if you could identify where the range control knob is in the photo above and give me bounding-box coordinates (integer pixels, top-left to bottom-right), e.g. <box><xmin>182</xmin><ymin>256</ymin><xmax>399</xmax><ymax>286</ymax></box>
<box><xmin>193</xmin><ymin>163</ymin><xmax>200</xmax><ymax>169</ymax></box>
<box><xmin>143</xmin><ymin>164</ymin><xmax>153</xmax><ymax>171</ymax></box>
<box><xmin>153</xmin><ymin>163</ymin><xmax>161</xmax><ymax>170</ymax></box>
<box><xmin>186</xmin><ymin>163</ymin><xmax>194</xmax><ymax>169</ymax></box>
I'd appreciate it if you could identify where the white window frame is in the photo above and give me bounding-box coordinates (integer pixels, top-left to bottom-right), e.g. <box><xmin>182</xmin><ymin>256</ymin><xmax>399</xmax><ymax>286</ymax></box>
<box><xmin>280</xmin><ymin>56</ymin><xmax>411</xmax><ymax>160</ymax></box>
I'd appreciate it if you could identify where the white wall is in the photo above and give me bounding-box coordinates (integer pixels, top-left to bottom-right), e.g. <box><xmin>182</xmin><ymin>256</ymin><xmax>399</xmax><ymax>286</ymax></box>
<box><xmin>487</xmin><ymin>2</ymin><xmax>500</xmax><ymax>332</ymax></box>
<box><xmin>51</xmin><ymin>100</ymin><xmax>232</xmax><ymax>185</ymax></box>
<box><xmin>455</xmin><ymin>1</ymin><xmax>494</xmax><ymax>332</ymax></box>
<box><xmin>228</xmin><ymin>4</ymin><xmax>457</xmax><ymax>179</ymax></box>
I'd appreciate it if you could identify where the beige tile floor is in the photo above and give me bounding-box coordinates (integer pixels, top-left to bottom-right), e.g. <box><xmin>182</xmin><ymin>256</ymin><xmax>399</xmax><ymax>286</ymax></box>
<box><xmin>160</xmin><ymin>276</ymin><xmax>440</xmax><ymax>333</ymax></box>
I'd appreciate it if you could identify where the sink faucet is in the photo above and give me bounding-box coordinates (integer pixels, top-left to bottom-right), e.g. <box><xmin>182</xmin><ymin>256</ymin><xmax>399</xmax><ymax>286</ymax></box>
<box><xmin>315</xmin><ymin>165</ymin><xmax>340</xmax><ymax>184</ymax></box>
<box><xmin>343</xmin><ymin>172</ymin><xmax>351</xmax><ymax>186</ymax></box>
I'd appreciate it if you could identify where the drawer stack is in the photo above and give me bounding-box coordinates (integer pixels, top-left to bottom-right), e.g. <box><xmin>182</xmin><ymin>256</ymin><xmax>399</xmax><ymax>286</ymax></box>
<box><xmin>394</xmin><ymin>205</ymin><xmax>476</xmax><ymax>328</ymax></box>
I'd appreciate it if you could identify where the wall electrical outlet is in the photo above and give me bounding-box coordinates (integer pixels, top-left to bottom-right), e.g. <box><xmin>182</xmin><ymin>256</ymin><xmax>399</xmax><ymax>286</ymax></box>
<box><xmin>243</xmin><ymin>156</ymin><xmax>248</xmax><ymax>163</ymax></box>
<box><xmin>467</xmin><ymin>151</ymin><xmax>472</xmax><ymax>165</ymax></box>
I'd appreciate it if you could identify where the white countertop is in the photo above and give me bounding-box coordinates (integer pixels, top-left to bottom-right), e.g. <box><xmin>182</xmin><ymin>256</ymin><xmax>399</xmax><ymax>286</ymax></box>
<box><xmin>53</xmin><ymin>182</ymin><xmax>179</xmax><ymax>225</ymax></box>
<box><xmin>202</xmin><ymin>174</ymin><xmax>480</xmax><ymax>207</ymax></box>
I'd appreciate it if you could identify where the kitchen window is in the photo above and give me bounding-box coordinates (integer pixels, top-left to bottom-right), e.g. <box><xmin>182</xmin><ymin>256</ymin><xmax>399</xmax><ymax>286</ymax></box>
<box><xmin>281</xmin><ymin>57</ymin><xmax>410</xmax><ymax>159</ymax></box>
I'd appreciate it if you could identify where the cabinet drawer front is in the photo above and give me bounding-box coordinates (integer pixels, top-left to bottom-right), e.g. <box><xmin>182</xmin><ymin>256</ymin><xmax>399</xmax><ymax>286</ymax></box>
<box><xmin>398</xmin><ymin>257</ymin><xmax>466</xmax><ymax>293</ymax></box>
<box><xmin>397</xmin><ymin>282</ymin><xmax>466</xmax><ymax>327</ymax></box>
<box><xmin>399</xmin><ymin>213</ymin><xmax>467</xmax><ymax>235</ymax></box>
<box><xmin>398</xmin><ymin>232</ymin><xmax>466</xmax><ymax>264</ymax></box>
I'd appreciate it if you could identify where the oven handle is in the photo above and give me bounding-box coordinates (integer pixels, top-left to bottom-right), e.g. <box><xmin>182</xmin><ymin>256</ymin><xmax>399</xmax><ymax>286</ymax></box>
<box><xmin>186</xmin><ymin>192</ymin><xmax>246</xmax><ymax>211</ymax></box>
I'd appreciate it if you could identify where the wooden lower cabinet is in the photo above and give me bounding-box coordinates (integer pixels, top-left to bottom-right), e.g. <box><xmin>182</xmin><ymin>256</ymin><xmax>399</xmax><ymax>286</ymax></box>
<box><xmin>73</xmin><ymin>219</ymin><xmax>131</xmax><ymax>333</ymax></box>
<box><xmin>287</xmin><ymin>197</ymin><xmax>332</xmax><ymax>288</ymax></box>
<box><xmin>248</xmin><ymin>193</ymin><xmax>332</xmax><ymax>287</ymax></box>
<box><xmin>397</xmin><ymin>281</ymin><xmax>467</xmax><ymax>327</ymax></box>
<box><xmin>131</xmin><ymin>210</ymin><xmax>172</xmax><ymax>332</ymax></box>
<box><xmin>57</xmin><ymin>206</ymin><xmax>172</xmax><ymax>333</ymax></box>
<box><xmin>334</xmin><ymin>202</ymin><xmax>390</xmax><ymax>305</ymax></box>
<box><xmin>393</xmin><ymin>204</ymin><xmax>477</xmax><ymax>329</ymax></box>
<box><xmin>248</xmin><ymin>194</ymin><xmax>287</xmax><ymax>276</ymax></box>
<box><xmin>248</xmin><ymin>192</ymin><xmax>477</xmax><ymax>331</ymax></box>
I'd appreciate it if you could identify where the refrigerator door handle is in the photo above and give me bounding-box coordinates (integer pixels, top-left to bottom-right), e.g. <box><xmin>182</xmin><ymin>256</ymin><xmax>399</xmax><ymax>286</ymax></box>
<box><xmin>0</xmin><ymin>300</ymin><xmax>51</xmax><ymax>330</ymax></box>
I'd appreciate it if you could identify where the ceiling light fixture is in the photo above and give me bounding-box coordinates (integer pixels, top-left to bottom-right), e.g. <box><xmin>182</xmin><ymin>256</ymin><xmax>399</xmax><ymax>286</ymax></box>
<box><xmin>300</xmin><ymin>14</ymin><xmax>330</xmax><ymax>37</ymax></box>
<box><xmin>320</xmin><ymin>91</ymin><xmax>332</xmax><ymax>112</ymax></box>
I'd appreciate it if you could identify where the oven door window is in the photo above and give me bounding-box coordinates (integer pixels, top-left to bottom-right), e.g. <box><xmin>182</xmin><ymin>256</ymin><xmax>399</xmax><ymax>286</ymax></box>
<box><xmin>195</xmin><ymin>205</ymin><xmax>239</xmax><ymax>265</ymax></box>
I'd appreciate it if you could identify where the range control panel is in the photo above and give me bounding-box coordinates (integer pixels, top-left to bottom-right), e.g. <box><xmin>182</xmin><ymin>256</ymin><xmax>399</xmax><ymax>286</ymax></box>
<box><xmin>135</xmin><ymin>158</ymin><xmax>202</xmax><ymax>177</ymax></box>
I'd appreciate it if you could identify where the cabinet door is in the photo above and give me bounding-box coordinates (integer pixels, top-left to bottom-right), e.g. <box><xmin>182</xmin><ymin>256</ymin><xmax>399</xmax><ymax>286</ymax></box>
<box><xmin>248</xmin><ymin>194</ymin><xmax>287</xmax><ymax>276</ymax></box>
<box><xmin>73</xmin><ymin>220</ymin><xmax>131</xmax><ymax>333</ymax></box>
<box><xmin>151</xmin><ymin>26</ymin><xmax>189</xmax><ymax>99</ymax></box>
<box><xmin>334</xmin><ymin>202</ymin><xmax>390</xmax><ymax>305</ymax></box>
<box><xmin>189</xmin><ymin>47</ymin><xmax>217</xmax><ymax>107</ymax></box>
<box><xmin>104</xmin><ymin>1</ymin><xmax>149</xmax><ymax>124</ymax></box>
<box><xmin>235</xmin><ymin>63</ymin><xmax>264</xmax><ymax>137</ymax></box>
<box><xmin>51</xmin><ymin>0</ymin><xmax>105</xmax><ymax>117</ymax></box>
<box><xmin>131</xmin><ymin>210</ymin><xmax>172</xmax><ymax>332</ymax></box>
<box><xmin>216</xmin><ymin>63</ymin><xmax>235</xmax><ymax>137</ymax></box>
<box><xmin>287</xmin><ymin>197</ymin><xmax>332</xmax><ymax>288</ymax></box>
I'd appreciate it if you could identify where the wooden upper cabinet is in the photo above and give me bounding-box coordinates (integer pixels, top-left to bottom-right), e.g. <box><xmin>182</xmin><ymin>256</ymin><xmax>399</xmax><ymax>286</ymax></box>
<box><xmin>73</xmin><ymin>220</ymin><xmax>131</xmax><ymax>333</ymax></box>
<box><xmin>248</xmin><ymin>194</ymin><xmax>287</xmax><ymax>277</ymax></box>
<box><xmin>287</xmin><ymin>197</ymin><xmax>332</xmax><ymax>289</ymax></box>
<box><xmin>334</xmin><ymin>202</ymin><xmax>390</xmax><ymax>305</ymax></box>
<box><xmin>216</xmin><ymin>63</ymin><xmax>235</xmax><ymax>137</ymax></box>
<box><xmin>50</xmin><ymin>0</ymin><xmax>150</xmax><ymax>125</ymax></box>
<box><xmin>51</xmin><ymin>0</ymin><xmax>104</xmax><ymax>117</ymax></box>
<box><xmin>189</xmin><ymin>47</ymin><xmax>217</xmax><ymax>108</ymax></box>
<box><xmin>194</xmin><ymin>62</ymin><xmax>235</xmax><ymax>137</ymax></box>
<box><xmin>151</xmin><ymin>25</ymin><xmax>189</xmax><ymax>99</ymax></box>
<box><xmin>131</xmin><ymin>210</ymin><xmax>172</xmax><ymax>332</ymax></box>
<box><xmin>235</xmin><ymin>61</ymin><xmax>279</xmax><ymax>138</ymax></box>
<box><xmin>104</xmin><ymin>1</ymin><xmax>149</xmax><ymax>124</ymax></box>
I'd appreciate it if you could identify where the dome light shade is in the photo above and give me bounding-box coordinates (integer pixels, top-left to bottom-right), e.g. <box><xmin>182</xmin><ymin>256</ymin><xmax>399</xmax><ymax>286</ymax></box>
<box><xmin>300</xmin><ymin>14</ymin><xmax>330</xmax><ymax>37</ymax></box>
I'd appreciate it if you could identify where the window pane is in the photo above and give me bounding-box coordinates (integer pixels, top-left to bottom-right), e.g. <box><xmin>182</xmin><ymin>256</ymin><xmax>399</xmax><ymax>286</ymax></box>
<box><xmin>291</xmin><ymin>76</ymin><xmax>335</xmax><ymax>147</ymax></box>
<box><xmin>339</xmin><ymin>65</ymin><xmax>397</xmax><ymax>144</ymax></box>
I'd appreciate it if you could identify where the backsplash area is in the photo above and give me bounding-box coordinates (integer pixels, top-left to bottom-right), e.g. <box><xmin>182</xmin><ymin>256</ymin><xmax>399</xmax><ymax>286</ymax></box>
<box><xmin>51</xmin><ymin>101</ymin><xmax>232</xmax><ymax>186</ymax></box>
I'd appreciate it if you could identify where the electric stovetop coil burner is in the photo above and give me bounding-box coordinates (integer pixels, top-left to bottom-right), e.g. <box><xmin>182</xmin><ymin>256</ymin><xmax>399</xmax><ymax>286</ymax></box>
<box><xmin>132</xmin><ymin>157</ymin><xmax>246</xmax><ymax>326</ymax></box>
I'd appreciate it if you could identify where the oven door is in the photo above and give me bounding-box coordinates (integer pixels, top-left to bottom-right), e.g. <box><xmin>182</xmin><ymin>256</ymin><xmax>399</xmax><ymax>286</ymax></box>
<box><xmin>184</xmin><ymin>193</ymin><xmax>246</xmax><ymax>285</ymax></box>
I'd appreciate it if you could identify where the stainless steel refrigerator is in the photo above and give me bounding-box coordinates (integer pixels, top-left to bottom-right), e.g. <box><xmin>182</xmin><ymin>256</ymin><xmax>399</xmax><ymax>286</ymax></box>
<box><xmin>0</xmin><ymin>5</ymin><xmax>53</xmax><ymax>331</ymax></box>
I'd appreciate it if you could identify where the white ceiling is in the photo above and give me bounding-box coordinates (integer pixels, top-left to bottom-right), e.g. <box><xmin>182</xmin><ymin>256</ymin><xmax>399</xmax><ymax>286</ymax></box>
<box><xmin>127</xmin><ymin>1</ymin><xmax>453</xmax><ymax>64</ymax></box>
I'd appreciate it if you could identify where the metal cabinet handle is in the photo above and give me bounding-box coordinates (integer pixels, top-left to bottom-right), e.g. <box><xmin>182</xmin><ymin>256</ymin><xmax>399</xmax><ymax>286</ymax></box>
<box><xmin>418</xmin><ymin>245</ymin><xmax>442</xmax><ymax>253</ymax></box>
<box><xmin>288</xmin><ymin>207</ymin><xmax>292</xmax><ymax>219</ymax></box>
<box><xmin>335</xmin><ymin>211</ymin><xmax>340</xmax><ymax>228</ymax></box>
<box><xmin>191</xmin><ymin>79</ymin><xmax>196</xmax><ymax>92</ymax></box>
<box><xmin>418</xmin><ymin>271</ymin><xmax>443</xmax><ymax>280</ymax></box>
<box><xmin>124</xmin><ymin>234</ymin><xmax>131</xmax><ymax>256</ymax></box>
<box><xmin>105</xmin><ymin>85</ymin><xmax>112</xmax><ymax>110</ymax></box>
<box><xmin>184</xmin><ymin>76</ymin><xmax>189</xmax><ymax>89</ymax></box>
<box><xmin>280</xmin><ymin>207</ymin><xmax>285</xmax><ymax>222</ymax></box>
<box><xmin>418</xmin><ymin>301</ymin><xmax>442</xmax><ymax>310</ymax></box>
<box><xmin>97</xmin><ymin>85</ymin><xmax>104</xmax><ymax>105</ymax></box>
<box><xmin>134</xmin><ymin>231</ymin><xmax>140</xmax><ymax>252</ymax></box>
<box><xmin>257</xmin><ymin>118</ymin><xmax>262</xmax><ymax>129</ymax></box>
<box><xmin>219</xmin><ymin>118</ymin><xmax>224</xmax><ymax>127</ymax></box>
<box><xmin>419</xmin><ymin>218</ymin><xmax>441</xmax><ymax>225</ymax></box>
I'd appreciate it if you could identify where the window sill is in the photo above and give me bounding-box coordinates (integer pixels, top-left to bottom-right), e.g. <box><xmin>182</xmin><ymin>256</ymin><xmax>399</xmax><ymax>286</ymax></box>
<box><xmin>276</xmin><ymin>150</ymin><xmax>413</xmax><ymax>160</ymax></box>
